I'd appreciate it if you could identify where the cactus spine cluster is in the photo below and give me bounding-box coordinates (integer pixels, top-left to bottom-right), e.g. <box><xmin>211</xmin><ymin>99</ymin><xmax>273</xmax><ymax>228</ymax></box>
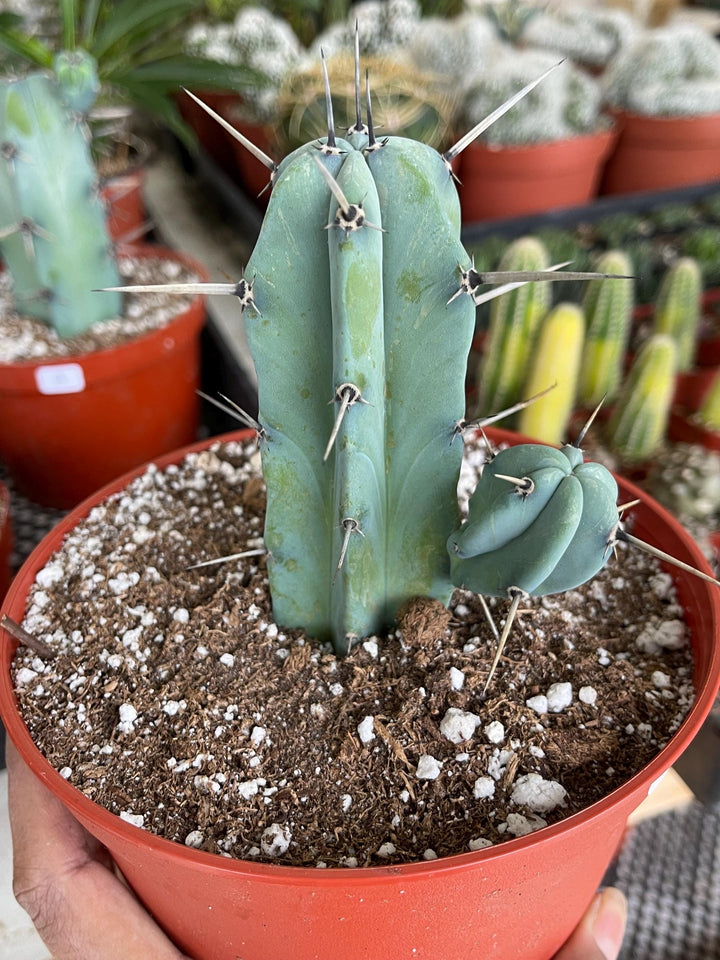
<box><xmin>653</xmin><ymin>257</ymin><xmax>702</xmax><ymax>373</ymax></box>
<box><xmin>577</xmin><ymin>250</ymin><xmax>634</xmax><ymax>408</ymax></box>
<box><xmin>476</xmin><ymin>236</ymin><xmax>551</xmax><ymax>418</ymax></box>
<box><xmin>0</xmin><ymin>66</ymin><xmax>121</xmax><ymax>338</ymax></box>
<box><xmin>606</xmin><ymin>334</ymin><xmax>677</xmax><ymax>463</ymax></box>
<box><xmin>518</xmin><ymin>302</ymin><xmax>585</xmax><ymax>446</ymax></box>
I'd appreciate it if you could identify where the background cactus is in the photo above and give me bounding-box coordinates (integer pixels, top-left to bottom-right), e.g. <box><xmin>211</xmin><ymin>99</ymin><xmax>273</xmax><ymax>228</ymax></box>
<box><xmin>577</xmin><ymin>250</ymin><xmax>634</xmax><ymax>408</ymax></box>
<box><xmin>602</xmin><ymin>24</ymin><xmax>720</xmax><ymax>116</ymax></box>
<box><xmin>697</xmin><ymin>370</ymin><xmax>720</xmax><ymax>432</ymax></box>
<box><xmin>462</xmin><ymin>46</ymin><xmax>604</xmax><ymax>146</ymax></box>
<box><xmin>517</xmin><ymin>302</ymin><xmax>585</xmax><ymax>445</ymax></box>
<box><xmin>652</xmin><ymin>257</ymin><xmax>702</xmax><ymax>373</ymax></box>
<box><xmin>520</xmin><ymin>5</ymin><xmax>638</xmax><ymax>70</ymax></box>
<box><xmin>476</xmin><ymin>236</ymin><xmax>552</xmax><ymax>418</ymax></box>
<box><xmin>0</xmin><ymin>71</ymin><xmax>121</xmax><ymax>338</ymax></box>
<box><xmin>605</xmin><ymin>334</ymin><xmax>677</xmax><ymax>462</ymax></box>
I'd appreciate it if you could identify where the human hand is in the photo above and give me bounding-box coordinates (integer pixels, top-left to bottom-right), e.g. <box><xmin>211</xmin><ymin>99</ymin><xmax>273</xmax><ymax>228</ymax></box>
<box><xmin>553</xmin><ymin>887</ymin><xmax>628</xmax><ymax>960</ymax></box>
<box><xmin>7</xmin><ymin>738</ymin><xmax>192</xmax><ymax>960</ymax></box>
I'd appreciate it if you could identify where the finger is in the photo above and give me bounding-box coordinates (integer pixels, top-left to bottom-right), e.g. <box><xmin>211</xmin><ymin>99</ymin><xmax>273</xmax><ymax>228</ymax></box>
<box><xmin>7</xmin><ymin>740</ymin><xmax>192</xmax><ymax>960</ymax></box>
<box><xmin>554</xmin><ymin>887</ymin><xmax>628</xmax><ymax>960</ymax></box>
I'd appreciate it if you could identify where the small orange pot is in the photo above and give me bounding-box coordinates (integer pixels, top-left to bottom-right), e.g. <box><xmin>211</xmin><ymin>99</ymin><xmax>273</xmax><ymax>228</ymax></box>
<box><xmin>457</xmin><ymin>127</ymin><xmax>616</xmax><ymax>222</ymax></box>
<box><xmin>1</xmin><ymin>427</ymin><xmax>719</xmax><ymax>960</ymax></box>
<box><xmin>178</xmin><ymin>89</ymin><xmax>245</xmax><ymax>176</ymax></box>
<box><xmin>0</xmin><ymin>480</ymin><xmax>11</xmax><ymax>604</ymax></box>
<box><xmin>220</xmin><ymin>103</ymin><xmax>277</xmax><ymax>204</ymax></box>
<box><xmin>0</xmin><ymin>244</ymin><xmax>207</xmax><ymax>509</ymax></box>
<box><xmin>668</xmin><ymin>410</ymin><xmax>720</xmax><ymax>452</ymax></box>
<box><xmin>101</xmin><ymin>169</ymin><xmax>147</xmax><ymax>242</ymax></box>
<box><xmin>601</xmin><ymin>110</ymin><xmax>720</xmax><ymax>195</ymax></box>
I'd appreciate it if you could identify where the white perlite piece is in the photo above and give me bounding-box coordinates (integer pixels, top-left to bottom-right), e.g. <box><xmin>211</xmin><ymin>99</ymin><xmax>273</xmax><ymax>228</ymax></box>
<box><xmin>503</xmin><ymin>813</ymin><xmax>547</xmax><ymax>837</ymax></box>
<box><xmin>261</xmin><ymin>823</ymin><xmax>291</xmax><ymax>857</ymax></box>
<box><xmin>484</xmin><ymin>720</ymin><xmax>505</xmax><ymax>744</ymax></box>
<box><xmin>546</xmin><ymin>682</ymin><xmax>573</xmax><ymax>713</ymax></box>
<box><xmin>357</xmin><ymin>715</ymin><xmax>376</xmax><ymax>744</ymax></box>
<box><xmin>468</xmin><ymin>837</ymin><xmax>493</xmax><ymax>851</ymax></box>
<box><xmin>578</xmin><ymin>686</ymin><xmax>597</xmax><ymax>706</ymax></box>
<box><xmin>440</xmin><ymin>707</ymin><xmax>481</xmax><ymax>743</ymax></box>
<box><xmin>120</xmin><ymin>811</ymin><xmax>145</xmax><ymax>829</ymax></box>
<box><xmin>184</xmin><ymin>830</ymin><xmax>204</xmax><ymax>848</ymax></box>
<box><xmin>117</xmin><ymin>702</ymin><xmax>138</xmax><ymax>734</ymax></box>
<box><xmin>473</xmin><ymin>776</ymin><xmax>496</xmax><ymax>800</ymax></box>
<box><xmin>219</xmin><ymin>652</ymin><xmax>235</xmax><ymax>667</ymax></box>
<box><xmin>526</xmin><ymin>695</ymin><xmax>548</xmax><ymax>715</ymax></box>
<box><xmin>511</xmin><ymin>773</ymin><xmax>567</xmax><ymax>813</ymax></box>
<box><xmin>416</xmin><ymin>754</ymin><xmax>443</xmax><ymax>780</ymax></box>
<box><xmin>652</xmin><ymin>671</ymin><xmax>671</xmax><ymax>690</ymax></box>
<box><xmin>449</xmin><ymin>667</ymin><xmax>465</xmax><ymax>691</ymax></box>
<box><xmin>377</xmin><ymin>842</ymin><xmax>397</xmax><ymax>858</ymax></box>
<box><xmin>636</xmin><ymin>620</ymin><xmax>686</xmax><ymax>654</ymax></box>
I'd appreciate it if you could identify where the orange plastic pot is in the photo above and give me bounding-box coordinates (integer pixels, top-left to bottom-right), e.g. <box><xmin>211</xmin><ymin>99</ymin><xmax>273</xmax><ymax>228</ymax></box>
<box><xmin>601</xmin><ymin>110</ymin><xmax>720</xmax><ymax>195</ymax></box>
<box><xmin>668</xmin><ymin>410</ymin><xmax>720</xmax><ymax>452</ymax></box>
<box><xmin>101</xmin><ymin>168</ymin><xmax>147</xmax><ymax>242</ymax></box>
<box><xmin>0</xmin><ymin>244</ymin><xmax>207</xmax><ymax>509</ymax></box>
<box><xmin>220</xmin><ymin>103</ymin><xmax>276</xmax><ymax>204</ymax></box>
<box><xmin>178</xmin><ymin>89</ymin><xmax>245</xmax><ymax>176</ymax></box>
<box><xmin>0</xmin><ymin>479</ymin><xmax>11</xmax><ymax>604</ymax></box>
<box><xmin>2</xmin><ymin>427</ymin><xmax>719</xmax><ymax>960</ymax></box>
<box><xmin>457</xmin><ymin>127</ymin><xmax>616</xmax><ymax>222</ymax></box>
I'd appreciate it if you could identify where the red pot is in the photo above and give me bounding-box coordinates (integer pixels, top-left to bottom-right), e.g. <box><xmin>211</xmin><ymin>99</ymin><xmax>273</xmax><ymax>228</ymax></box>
<box><xmin>2</xmin><ymin>427</ymin><xmax>719</xmax><ymax>960</ymax></box>
<box><xmin>0</xmin><ymin>244</ymin><xmax>207</xmax><ymax>509</ymax></box>
<box><xmin>101</xmin><ymin>168</ymin><xmax>147</xmax><ymax>243</ymax></box>
<box><xmin>178</xmin><ymin>89</ymin><xmax>245</xmax><ymax>176</ymax></box>
<box><xmin>668</xmin><ymin>410</ymin><xmax>720</xmax><ymax>451</ymax></box>
<box><xmin>0</xmin><ymin>479</ymin><xmax>11</xmax><ymax>603</ymax></box>
<box><xmin>601</xmin><ymin>110</ymin><xmax>720</xmax><ymax>195</ymax></box>
<box><xmin>219</xmin><ymin>103</ymin><xmax>276</xmax><ymax>204</ymax></box>
<box><xmin>457</xmin><ymin>127</ymin><xmax>616</xmax><ymax>223</ymax></box>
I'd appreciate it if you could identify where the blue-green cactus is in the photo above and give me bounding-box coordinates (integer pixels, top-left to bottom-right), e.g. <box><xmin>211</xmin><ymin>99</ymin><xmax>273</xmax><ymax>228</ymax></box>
<box><xmin>448</xmin><ymin>443</ymin><xmax>619</xmax><ymax>597</ymax></box>
<box><xmin>243</xmin><ymin>131</ymin><xmax>475</xmax><ymax>648</ymax></box>
<box><xmin>0</xmin><ymin>70</ymin><xmax>121</xmax><ymax>338</ymax></box>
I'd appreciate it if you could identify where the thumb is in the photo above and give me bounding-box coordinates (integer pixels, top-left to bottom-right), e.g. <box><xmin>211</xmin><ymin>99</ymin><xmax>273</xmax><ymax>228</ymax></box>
<box><xmin>554</xmin><ymin>887</ymin><xmax>628</xmax><ymax>960</ymax></box>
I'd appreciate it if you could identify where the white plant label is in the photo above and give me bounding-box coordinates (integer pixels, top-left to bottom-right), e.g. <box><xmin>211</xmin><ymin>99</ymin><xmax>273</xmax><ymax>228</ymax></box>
<box><xmin>35</xmin><ymin>363</ymin><xmax>86</xmax><ymax>395</ymax></box>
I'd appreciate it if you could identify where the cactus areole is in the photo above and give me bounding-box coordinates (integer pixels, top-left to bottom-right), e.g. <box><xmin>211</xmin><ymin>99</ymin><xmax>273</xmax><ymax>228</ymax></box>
<box><xmin>241</xmin><ymin>125</ymin><xmax>622</xmax><ymax>655</ymax></box>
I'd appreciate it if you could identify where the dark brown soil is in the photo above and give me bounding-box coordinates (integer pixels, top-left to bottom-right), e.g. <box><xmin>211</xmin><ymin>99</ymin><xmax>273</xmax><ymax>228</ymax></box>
<box><xmin>11</xmin><ymin>438</ymin><xmax>695</xmax><ymax>868</ymax></box>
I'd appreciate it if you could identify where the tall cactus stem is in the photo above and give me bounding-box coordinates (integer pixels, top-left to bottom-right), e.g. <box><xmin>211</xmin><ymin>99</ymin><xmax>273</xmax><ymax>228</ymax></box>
<box><xmin>653</xmin><ymin>257</ymin><xmax>702</xmax><ymax>373</ymax></box>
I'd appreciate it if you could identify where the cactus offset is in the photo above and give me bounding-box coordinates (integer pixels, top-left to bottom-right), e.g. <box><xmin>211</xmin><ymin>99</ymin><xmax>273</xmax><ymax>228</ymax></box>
<box><xmin>476</xmin><ymin>236</ymin><xmax>552</xmax><ymax>418</ymax></box>
<box><xmin>577</xmin><ymin>250</ymin><xmax>634</xmax><ymax>408</ymax></box>
<box><xmin>0</xmin><ymin>70</ymin><xmax>121</xmax><ymax>337</ymax></box>
<box><xmin>518</xmin><ymin>302</ymin><xmax>585</xmax><ymax>445</ymax></box>
<box><xmin>606</xmin><ymin>334</ymin><xmax>677</xmax><ymax>463</ymax></box>
<box><xmin>653</xmin><ymin>257</ymin><xmax>702</xmax><ymax>373</ymax></box>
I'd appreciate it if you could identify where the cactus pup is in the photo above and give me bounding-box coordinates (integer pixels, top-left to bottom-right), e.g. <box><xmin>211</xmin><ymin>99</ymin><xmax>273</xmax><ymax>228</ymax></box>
<box><xmin>105</xmin><ymin>45</ymin><xmax>719</xmax><ymax>664</ymax></box>
<box><xmin>653</xmin><ymin>257</ymin><xmax>702</xmax><ymax>373</ymax></box>
<box><xmin>0</xmin><ymin>64</ymin><xmax>121</xmax><ymax>338</ymax></box>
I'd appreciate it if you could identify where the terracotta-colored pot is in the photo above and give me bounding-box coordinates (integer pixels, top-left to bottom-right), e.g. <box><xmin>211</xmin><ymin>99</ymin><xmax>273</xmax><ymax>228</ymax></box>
<box><xmin>601</xmin><ymin>110</ymin><xmax>720</xmax><ymax>196</ymax></box>
<box><xmin>1</xmin><ymin>427</ymin><xmax>719</xmax><ymax>960</ymax></box>
<box><xmin>0</xmin><ymin>480</ymin><xmax>11</xmax><ymax>604</ymax></box>
<box><xmin>0</xmin><ymin>244</ymin><xmax>207</xmax><ymax>509</ymax></box>
<box><xmin>101</xmin><ymin>168</ymin><xmax>147</xmax><ymax>242</ymax></box>
<box><xmin>668</xmin><ymin>410</ymin><xmax>720</xmax><ymax>452</ymax></box>
<box><xmin>457</xmin><ymin>126</ymin><xmax>616</xmax><ymax>223</ymax></box>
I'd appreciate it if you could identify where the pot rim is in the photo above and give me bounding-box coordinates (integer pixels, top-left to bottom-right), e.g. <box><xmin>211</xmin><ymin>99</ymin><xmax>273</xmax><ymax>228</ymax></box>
<box><xmin>0</xmin><ymin>243</ymin><xmax>207</xmax><ymax>376</ymax></box>
<box><xmin>2</xmin><ymin>427</ymin><xmax>719</xmax><ymax>884</ymax></box>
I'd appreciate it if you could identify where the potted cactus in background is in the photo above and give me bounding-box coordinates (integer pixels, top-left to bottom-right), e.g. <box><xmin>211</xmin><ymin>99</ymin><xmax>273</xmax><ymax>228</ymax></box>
<box><xmin>601</xmin><ymin>23</ymin><xmax>720</xmax><ymax>194</ymax></box>
<box><xmin>0</xmin><ymin>67</ymin><xmax>207</xmax><ymax>508</ymax></box>
<box><xmin>2</xmin><ymin>47</ymin><xmax>720</xmax><ymax>960</ymax></box>
<box><xmin>456</xmin><ymin>46</ymin><xmax>616</xmax><ymax>221</ymax></box>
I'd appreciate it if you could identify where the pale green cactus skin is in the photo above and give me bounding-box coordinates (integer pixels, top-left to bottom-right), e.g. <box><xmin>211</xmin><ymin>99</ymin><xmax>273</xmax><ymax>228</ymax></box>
<box><xmin>448</xmin><ymin>443</ymin><xmax>619</xmax><ymax>596</ymax></box>
<box><xmin>244</xmin><ymin>133</ymin><xmax>475</xmax><ymax>651</ymax></box>
<box><xmin>476</xmin><ymin>236</ymin><xmax>551</xmax><ymax>417</ymax></box>
<box><xmin>697</xmin><ymin>370</ymin><xmax>720</xmax><ymax>431</ymax></box>
<box><xmin>578</xmin><ymin>250</ymin><xmax>634</xmax><ymax>408</ymax></box>
<box><xmin>0</xmin><ymin>71</ymin><xmax>121</xmax><ymax>337</ymax></box>
<box><xmin>606</xmin><ymin>334</ymin><xmax>677</xmax><ymax>462</ymax></box>
<box><xmin>653</xmin><ymin>257</ymin><xmax>702</xmax><ymax>373</ymax></box>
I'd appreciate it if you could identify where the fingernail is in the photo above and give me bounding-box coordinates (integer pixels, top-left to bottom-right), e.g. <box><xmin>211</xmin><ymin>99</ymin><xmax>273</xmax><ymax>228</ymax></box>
<box><xmin>592</xmin><ymin>888</ymin><xmax>628</xmax><ymax>960</ymax></box>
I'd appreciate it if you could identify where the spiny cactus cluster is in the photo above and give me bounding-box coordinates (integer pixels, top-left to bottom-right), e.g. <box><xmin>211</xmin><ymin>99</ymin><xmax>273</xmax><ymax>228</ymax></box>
<box><xmin>463</xmin><ymin>46</ymin><xmax>603</xmax><ymax>146</ymax></box>
<box><xmin>0</xmin><ymin>67</ymin><xmax>121</xmax><ymax>338</ymax></box>
<box><xmin>521</xmin><ymin>6</ymin><xmax>638</xmax><ymax>69</ymax></box>
<box><xmin>602</xmin><ymin>24</ymin><xmax>720</xmax><ymax>117</ymax></box>
<box><xmin>310</xmin><ymin>0</ymin><xmax>421</xmax><ymax>58</ymax></box>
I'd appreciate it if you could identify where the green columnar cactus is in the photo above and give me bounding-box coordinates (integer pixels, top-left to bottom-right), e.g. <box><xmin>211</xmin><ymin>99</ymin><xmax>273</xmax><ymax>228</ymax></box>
<box><xmin>0</xmin><ymin>71</ymin><xmax>121</xmax><ymax>337</ymax></box>
<box><xmin>653</xmin><ymin>258</ymin><xmax>702</xmax><ymax>373</ymax></box>
<box><xmin>518</xmin><ymin>302</ymin><xmax>585</xmax><ymax>445</ymax></box>
<box><xmin>606</xmin><ymin>334</ymin><xmax>677</xmax><ymax>463</ymax></box>
<box><xmin>697</xmin><ymin>370</ymin><xmax>720</xmax><ymax>432</ymax></box>
<box><xmin>577</xmin><ymin>250</ymin><xmax>634</xmax><ymax>408</ymax></box>
<box><xmin>243</xmin><ymin>133</ymin><xmax>475</xmax><ymax>649</ymax></box>
<box><xmin>476</xmin><ymin>236</ymin><xmax>551</xmax><ymax>417</ymax></box>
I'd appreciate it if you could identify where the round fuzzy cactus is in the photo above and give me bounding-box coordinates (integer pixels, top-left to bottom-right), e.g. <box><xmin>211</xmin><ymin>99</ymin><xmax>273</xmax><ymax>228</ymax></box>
<box><xmin>309</xmin><ymin>0</ymin><xmax>421</xmax><ymax>59</ymax></box>
<box><xmin>406</xmin><ymin>12</ymin><xmax>497</xmax><ymax>94</ymax></box>
<box><xmin>463</xmin><ymin>45</ymin><xmax>604</xmax><ymax>146</ymax></box>
<box><xmin>602</xmin><ymin>24</ymin><xmax>720</xmax><ymax>117</ymax></box>
<box><xmin>521</xmin><ymin>6</ymin><xmax>638</xmax><ymax>69</ymax></box>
